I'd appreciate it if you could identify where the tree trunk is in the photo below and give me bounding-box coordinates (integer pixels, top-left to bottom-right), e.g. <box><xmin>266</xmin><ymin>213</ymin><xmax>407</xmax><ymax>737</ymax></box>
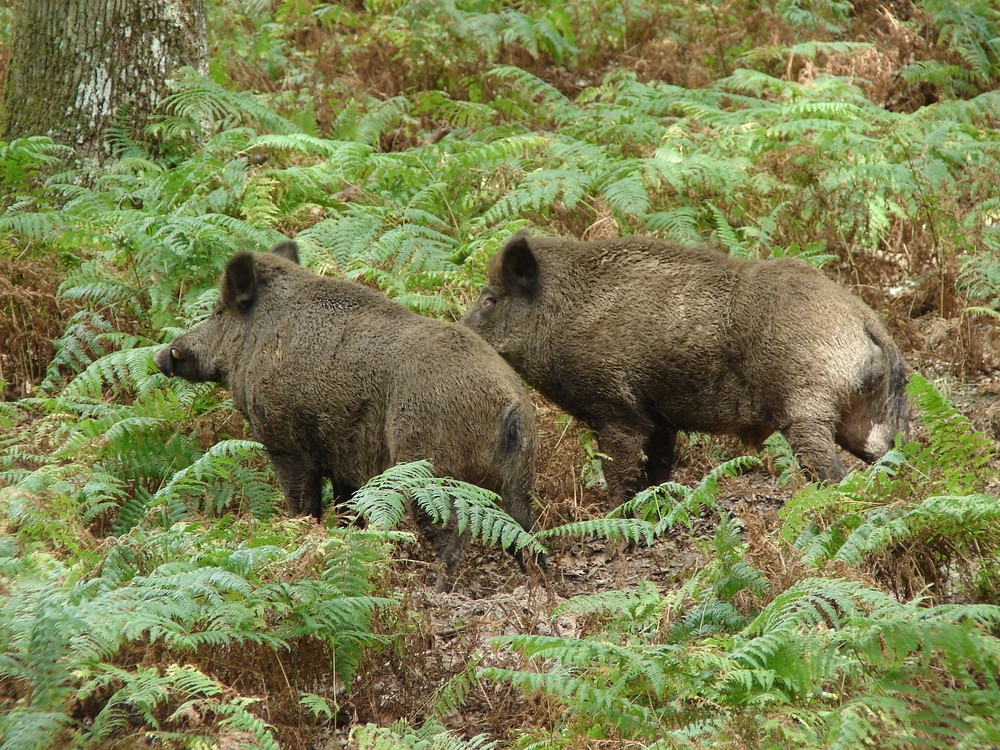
<box><xmin>0</xmin><ymin>0</ymin><xmax>207</xmax><ymax>159</ymax></box>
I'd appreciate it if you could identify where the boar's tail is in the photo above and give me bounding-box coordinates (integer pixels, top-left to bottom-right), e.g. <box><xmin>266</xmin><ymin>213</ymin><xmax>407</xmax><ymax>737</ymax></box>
<box><xmin>497</xmin><ymin>402</ymin><xmax>536</xmax><ymax>532</ymax></box>
<box><xmin>499</xmin><ymin>402</ymin><xmax>529</xmax><ymax>456</ymax></box>
<box><xmin>864</xmin><ymin>319</ymin><xmax>911</xmax><ymax>441</ymax></box>
<box><xmin>497</xmin><ymin>401</ymin><xmax>545</xmax><ymax>572</ymax></box>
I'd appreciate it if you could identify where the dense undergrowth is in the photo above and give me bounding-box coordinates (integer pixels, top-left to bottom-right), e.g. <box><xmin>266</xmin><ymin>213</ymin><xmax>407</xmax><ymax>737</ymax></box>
<box><xmin>1</xmin><ymin>0</ymin><xmax>999</xmax><ymax>747</ymax></box>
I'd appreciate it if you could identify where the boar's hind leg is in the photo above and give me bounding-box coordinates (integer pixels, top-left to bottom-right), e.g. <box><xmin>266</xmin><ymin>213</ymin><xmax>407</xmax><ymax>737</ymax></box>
<box><xmin>645</xmin><ymin>425</ymin><xmax>678</xmax><ymax>487</ymax></box>
<box><xmin>784</xmin><ymin>419</ymin><xmax>847</xmax><ymax>483</ymax></box>
<box><xmin>331</xmin><ymin>480</ymin><xmax>358</xmax><ymax>506</ymax></box>
<box><xmin>268</xmin><ymin>451</ymin><xmax>324</xmax><ymax>519</ymax></box>
<box><xmin>597</xmin><ymin>420</ymin><xmax>653</xmax><ymax>508</ymax></box>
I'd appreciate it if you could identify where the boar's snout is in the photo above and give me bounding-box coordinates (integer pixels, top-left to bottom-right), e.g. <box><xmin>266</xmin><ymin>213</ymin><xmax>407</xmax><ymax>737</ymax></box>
<box><xmin>154</xmin><ymin>345</ymin><xmax>174</xmax><ymax>376</ymax></box>
<box><xmin>154</xmin><ymin>344</ymin><xmax>191</xmax><ymax>378</ymax></box>
<box><xmin>154</xmin><ymin>336</ymin><xmax>222</xmax><ymax>384</ymax></box>
<box><xmin>459</xmin><ymin>300</ymin><xmax>484</xmax><ymax>330</ymax></box>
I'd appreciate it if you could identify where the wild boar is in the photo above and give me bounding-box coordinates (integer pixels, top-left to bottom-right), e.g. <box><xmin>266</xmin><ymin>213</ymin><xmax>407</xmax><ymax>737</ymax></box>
<box><xmin>462</xmin><ymin>231</ymin><xmax>909</xmax><ymax>505</ymax></box>
<box><xmin>155</xmin><ymin>241</ymin><xmax>538</xmax><ymax>581</ymax></box>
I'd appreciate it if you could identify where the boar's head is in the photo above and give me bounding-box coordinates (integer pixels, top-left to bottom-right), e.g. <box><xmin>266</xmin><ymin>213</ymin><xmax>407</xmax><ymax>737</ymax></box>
<box><xmin>154</xmin><ymin>241</ymin><xmax>300</xmax><ymax>384</ymax></box>
<box><xmin>462</xmin><ymin>231</ymin><xmax>541</xmax><ymax>364</ymax></box>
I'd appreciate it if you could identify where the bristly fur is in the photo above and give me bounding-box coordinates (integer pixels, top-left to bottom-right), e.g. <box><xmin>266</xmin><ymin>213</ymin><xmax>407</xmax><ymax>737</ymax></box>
<box><xmin>464</xmin><ymin>231</ymin><xmax>912</xmax><ymax>505</ymax></box>
<box><xmin>156</xmin><ymin>242</ymin><xmax>538</xmax><ymax>586</ymax></box>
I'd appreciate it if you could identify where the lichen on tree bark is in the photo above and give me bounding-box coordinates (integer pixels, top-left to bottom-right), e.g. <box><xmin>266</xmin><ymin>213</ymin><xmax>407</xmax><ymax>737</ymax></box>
<box><xmin>0</xmin><ymin>0</ymin><xmax>207</xmax><ymax>160</ymax></box>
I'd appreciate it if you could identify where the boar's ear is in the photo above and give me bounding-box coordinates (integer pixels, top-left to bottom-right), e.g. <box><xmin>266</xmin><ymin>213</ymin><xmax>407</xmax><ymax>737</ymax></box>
<box><xmin>221</xmin><ymin>252</ymin><xmax>258</xmax><ymax>311</ymax></box>
<box><xmin>499</xmin><ymin>232</ymin><xmax>539</xmax><ymax>297</ymax></box>
<box><xmin>269</xmin><ymin>240</ymin><xmax>300</xmax><ymax>265</ymax></box>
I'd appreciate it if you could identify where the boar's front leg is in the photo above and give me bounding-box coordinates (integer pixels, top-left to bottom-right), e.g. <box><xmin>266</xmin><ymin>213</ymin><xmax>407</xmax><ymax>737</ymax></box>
<box><xmin>784</xmin><ymin>419</ymin><xmax>847</xmax><ymax>483</ymax></box>
<box><xmin>596</xmin><ymin>419</ymin><xmax>652</xmax><ymax>509</ymax></box>
<box><xmin>423</xmin><ymin>522</ymin><xmax>470</xmax><ymax>593</ymax></box>
<box><xmin>267</xmin><ymin>450</ymin><xmax>324</xmax><ymax>519</ymax></box>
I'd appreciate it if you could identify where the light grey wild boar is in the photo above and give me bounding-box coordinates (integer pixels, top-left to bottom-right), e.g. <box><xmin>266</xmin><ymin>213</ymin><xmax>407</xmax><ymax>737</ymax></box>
<box><xmin>155</xmin><ymin>241</ymin><xmax>538</xmax><ymax>581</ymax></box>
<box><xmin>462</xmin><ymin>231</ymin><xmax>910</xmax><ymax>505</ymax></box>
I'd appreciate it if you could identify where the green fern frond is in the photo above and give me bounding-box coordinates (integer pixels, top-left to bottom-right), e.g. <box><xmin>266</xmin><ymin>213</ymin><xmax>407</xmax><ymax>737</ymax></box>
<box><xmin>322</xmin><ymin>529</ymin><xmax>402</xmax><ymax>597</ymax></box>
<box><xmin>38</xmin><ymin>310</ymin><xmax>117</xmax><ymax>392</ymax></box>
<box><xmin>61</xmin><ymin>343</ymin><xmax>160</xmax><ymax>399</ymax></box>
<box><xmin>239</xmin><ymin>173</ymin><xmax>281</xmax><ymax>226</ymax></box>
<box><xmin>298</xmin><ymin>691</ymin><xmax>335</xmax><ymax>720</ymax></box>
<box><xmin>163</xmin><ymin>67</ymin><xmax>300</xmax><ymax>135</ymax></box>
<box><xmin>250</xmin><ymin>132</ymin><xmax>347</xmax><ymax>157</ymax></box>
<box><xmin>551</xmin><ymin>581</ymin><xmax>664</xmax><ymax>623</ymax></box>
<box><xmin>0</xmin><ymin>707</ymin><xmax>75</xmax><ymax>750</ymax></box>
<box><xmin>345</xmin><ymin>460</ymin><xmax>436</xmax><ymax>530</ymax></box>
<box><xmin>601</xmin><ymin>172</ymin><xmax>650</xmax><ymax>218</ymax></box>
<box><xmin>479</xmin><ymin>665</ymin><xmax>663</xmax><ymax>739</ymax></box>
<box><xmin>616</xmin><ymin>456</ymin><xmax>762</xmax><ymax>535</ymax></box>
<box><xmin>346</xmin><ymin>461</ymin><xmax>546</xmax><ymax>556</ymax></box>
<box><xmin>0</xmin><ymin>135</ymin><xmax>72</xmax><ymax>191</ymax></box>
<box><xmin>488</xmin><ymin>66</ymin><xmax>573</xmax><ymax>117</ymax></box>
<box><xmin>481</xmin><ymin>168</ymin><xmax>596</xmax><ymax>225</ymax></box>
<box><xmin>925</xmin><ymin>0</ymin><xmax>1000</xmax><ymax>83</ymax></box>
<box><xmin>775</xmin><ymin>0</ymin><xmax>852</xmax><ymax>31</ymax></box>
<box><xmin>0</xmin><ymin>209</ymin><xmax>68</xmax><ymax>240</ymax></box>
<box><xmin>538</xmin><ymin>518</ymin><xmax>655</xmax><ymax>545</ymax></box>
<box><xmin>901</xmin><ymin>60</ymin><xmax>980</xmax><ymax>95</ymax></box>
<box><xmin>355</xmin><ymin>96</ymin><xmax>413</xmax><ymax>147</ymax></box>
<box><xmin>641</xmin><ymin>206</ymin><xmax>701</xmax><ymax>243</ymax></box>
<box><xmin>957</xmin><ymin>252</ymin><xmax>1000</xmax><ymax>304</ymax></box>
<box><xmin>413</xmin><ymin>91</ymin><xmax>500</xmax><ymax>130</ymax></box>
<box><xmin>907</xmin><ymin>373</ymin><xmax>996</xmax><ymax>491</ymax></box>
<box><xmin>148</xmin><ymin>439</ymin><xmax>275</xmax><ymax>528</ymax></box>
<box><xmin>351</xmin><ymin>718</ymin><xmax>499</xmax><ymax>750</ymax></box>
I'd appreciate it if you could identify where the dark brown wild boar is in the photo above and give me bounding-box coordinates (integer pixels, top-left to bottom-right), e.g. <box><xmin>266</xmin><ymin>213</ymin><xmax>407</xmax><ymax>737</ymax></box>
<box><xmin>155</xmin><ymin>241</ymin><xmax>538</xmax><ymax>583</ymax></box>
<box><xmin>462</xmin><ymin>231</ymin><xmax>909</xmax><ymax>505</ymax></box>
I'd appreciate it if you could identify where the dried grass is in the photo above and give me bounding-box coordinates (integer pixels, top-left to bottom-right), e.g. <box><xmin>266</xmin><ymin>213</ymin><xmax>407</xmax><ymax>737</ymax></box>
<box><xmin>0</xmin><ymin>254</ymin><xmax>73</xmax><ymax>400</ymax></box>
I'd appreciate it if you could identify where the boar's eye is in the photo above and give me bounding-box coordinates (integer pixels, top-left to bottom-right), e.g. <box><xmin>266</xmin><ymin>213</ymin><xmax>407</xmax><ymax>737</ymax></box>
<box><xmin>483</xmin><ymin>296</ymin><xmax>497</xmax><ymax>307</ymax></box>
